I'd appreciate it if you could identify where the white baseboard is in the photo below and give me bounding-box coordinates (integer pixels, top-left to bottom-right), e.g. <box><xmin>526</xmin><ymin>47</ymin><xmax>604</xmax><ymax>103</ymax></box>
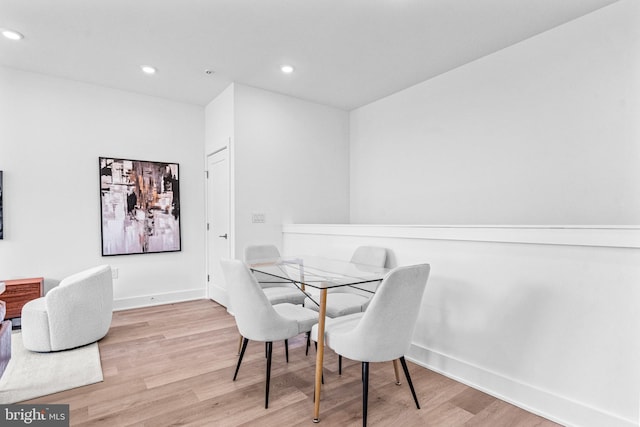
<box><xmin>113</xmin><ymin>289</ymin><xmax>206</xmax><ymax>311</ymax></box>
<box><xmin>407</xmin><ymin>344</ymin><xmax>636</xmax><ymax>427</ymax></box>
<box><xmin>209</xmin><ymin>284</ymin><xmax>229</xmax><ymax>308</ymax></box>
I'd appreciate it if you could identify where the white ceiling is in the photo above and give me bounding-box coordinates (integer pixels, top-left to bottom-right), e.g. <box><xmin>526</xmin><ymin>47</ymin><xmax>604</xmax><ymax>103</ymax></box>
<box><xmin>0</xmin><ymin>0</ymin><xmax>621</xmax><ymax>110</ymax></box>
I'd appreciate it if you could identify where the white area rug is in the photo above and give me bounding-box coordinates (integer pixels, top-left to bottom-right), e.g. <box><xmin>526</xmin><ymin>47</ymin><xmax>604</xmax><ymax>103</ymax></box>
<box><xmin>0</xmin><ymin>332</ymin><xmax>103</xmax><ymax>403</ymax></box>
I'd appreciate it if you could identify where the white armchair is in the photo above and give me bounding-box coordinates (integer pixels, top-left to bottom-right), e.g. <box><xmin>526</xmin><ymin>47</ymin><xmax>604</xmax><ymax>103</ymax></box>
<box><xmin>21</xmin><ymin>265</ymin><xmax>113</xmax><ymax>352</ymax></box>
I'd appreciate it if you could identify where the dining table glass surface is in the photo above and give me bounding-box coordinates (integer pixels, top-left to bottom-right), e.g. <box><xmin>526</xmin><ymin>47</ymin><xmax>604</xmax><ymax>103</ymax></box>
<box><xmin>248</xmin><ymin>255</ymin><xmax>389</xmax><ymax>290</ymax></box>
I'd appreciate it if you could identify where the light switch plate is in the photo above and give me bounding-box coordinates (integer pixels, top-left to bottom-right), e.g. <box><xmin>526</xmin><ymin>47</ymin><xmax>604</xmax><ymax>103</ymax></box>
<box><xmin>251</xmin><ymin>213</ymin><xmax>265</xmax><ymax>223</ymax></box>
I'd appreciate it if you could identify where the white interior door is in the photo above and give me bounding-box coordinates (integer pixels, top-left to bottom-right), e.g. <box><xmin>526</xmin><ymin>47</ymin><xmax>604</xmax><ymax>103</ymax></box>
<box><xmin>207</xmin><ymin>148</ymin><xmax>230</xmax><ymax>307</ymax></box>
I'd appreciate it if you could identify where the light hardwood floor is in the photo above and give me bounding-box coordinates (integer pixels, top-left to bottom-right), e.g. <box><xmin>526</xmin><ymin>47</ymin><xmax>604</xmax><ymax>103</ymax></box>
<box><xmin>25</xmin><ymin>299</ymin><xmax>561</xmax><ymax>426</ymax></box>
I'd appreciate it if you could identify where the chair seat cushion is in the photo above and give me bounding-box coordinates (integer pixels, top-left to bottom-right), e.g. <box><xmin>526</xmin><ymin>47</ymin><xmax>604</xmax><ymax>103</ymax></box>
<box><xmin>263</xmin><ymin>287</ymin><xmax>306</xmax><ymax>305</ymax></box>
<box><xmin>310</xmin><ymin>312</ymin><xmax>364</xmax><ymax>343</ymax></box>
<box><xmin>273</xmin><ymin>303</ymin><xmax>319</xmax><ymax>335</ymax></box>
<box><xmin>304</xmin><ymin>293</ymin><xmax>369</xmax><ymax>318</ymax></box>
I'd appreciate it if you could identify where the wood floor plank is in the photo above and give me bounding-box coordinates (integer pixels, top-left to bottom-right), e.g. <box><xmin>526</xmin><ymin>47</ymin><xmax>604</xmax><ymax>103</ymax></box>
<box><xmin>19</xmin><ymin>300</ymin><xmax>562</xmax><ymax>426</ymax></box>
<box><xmin>449</xmin><ymin>387</ymin><xmax>497</xmax><ymax>415</ymax></box>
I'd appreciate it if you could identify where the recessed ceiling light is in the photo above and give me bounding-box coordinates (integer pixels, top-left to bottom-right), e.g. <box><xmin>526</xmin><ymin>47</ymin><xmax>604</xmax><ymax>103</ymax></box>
<box><xmin>140</xmin><ymin>65</ymin><xmax>157</xmax><ymax>75</ymax></box>
<box><xmin>281</xmin><ymin>65</ymin><xmax>294</xmax><ymax>74</ymax></box>
<box><xmin>1</xmin><ymin>29</ymin><xmax>24</xmax><ymax>41</ymax></box>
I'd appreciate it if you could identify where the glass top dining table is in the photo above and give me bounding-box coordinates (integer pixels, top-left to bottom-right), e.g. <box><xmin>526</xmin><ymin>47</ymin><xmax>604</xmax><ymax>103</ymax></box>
<box><xmin>248</xmin><ymin>255</ymin><xmax>388</xmax><ymax>289</ymax></box>
<box><xmin>248</xmin><ymin>255</ymin><xmax>389</xmax><ymax>422</ymax></box>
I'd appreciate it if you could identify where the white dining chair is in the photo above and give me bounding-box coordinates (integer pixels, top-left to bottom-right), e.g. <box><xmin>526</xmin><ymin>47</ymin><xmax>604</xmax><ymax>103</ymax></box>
<box><xmin>311</xmin><ymin>263</ymin><xmax>430</xmax><ymax>427</ymax></box>
<box><xmin>304</xmin><ymin>246</ymin><xmax>387</xmax><ymax>367</ymax></box>
<box><xmin>304</xmin><ymin>246</ymin><xmax>387</xmax><ymax>318</ymax></box>
<box><xmin>245</xmin><ymin>244</ymin><xmax>307</xmax><ymax>306</ymax></box>
<box><xmin>244</xmin><ymin>244</ymin><xmax>310</xmax><ymax>356</ymax></box>
<box><xmin>220</xmin><ymin>258</ymin><xmax>318</xmax><ymax>409</ymax></box>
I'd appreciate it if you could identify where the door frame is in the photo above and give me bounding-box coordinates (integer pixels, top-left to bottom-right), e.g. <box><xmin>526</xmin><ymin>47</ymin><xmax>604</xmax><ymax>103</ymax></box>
<box><xmin>205</xmin><ymin>144</ymin><xmax>234</xmax><ymax>304</ymax></box>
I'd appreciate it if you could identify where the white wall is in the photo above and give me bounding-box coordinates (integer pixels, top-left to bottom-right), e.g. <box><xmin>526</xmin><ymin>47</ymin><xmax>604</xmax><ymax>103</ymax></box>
<box><xmin>233</xmin><ymin>84</ymin><xmax>350</xmax><ymax>257</ymax></box>
<box><xmin>203</xmin><ymin>84</ymin><xmax>350</xmax><ymax>307</ymax></box>
<box><xmin>283</xmin><ymin>225</ymin><xmax>640</xmax><ymax>427</ymax></box>
<box><xmin>285</xmin><ymin>2</ymin><xmax>640</xmax><ymax>426</ymax></box>
<box><xmin>204</xmin><ymin>84</ymin><xmax>235</xmax><ymax>304</ymax></box>
<box><xmin>0</xmin><ymin>66</ymin><xmax>206</xmax><ymax>309</ymax></box>
<box><xmin>205</xmin><ymin>83</ymin><xmax>235</xmax><ymax>155</ymax></box>
<box><xmin>350</xmin><ymin>0</ymin><xmax>640</xmax><ymax>225</ymax></box>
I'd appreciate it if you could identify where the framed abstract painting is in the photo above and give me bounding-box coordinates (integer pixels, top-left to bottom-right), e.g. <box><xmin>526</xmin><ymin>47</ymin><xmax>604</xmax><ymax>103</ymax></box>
<box><xmin>99</xmin><ymin>157</ymin><xmax>181</xmax><ymax>256</ymax></box>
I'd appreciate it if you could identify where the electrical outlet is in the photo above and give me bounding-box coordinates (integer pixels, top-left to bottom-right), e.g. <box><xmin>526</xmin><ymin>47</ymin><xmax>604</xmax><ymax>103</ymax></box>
<box><xmin>112</xmin><ymin>268</ymin><xmax>119</xmax><ymax>279</ymax></box>
<box><xmin>251</xmin><ymin>212</ymin><xmax>265</xmax><ymax>223</ymax></box>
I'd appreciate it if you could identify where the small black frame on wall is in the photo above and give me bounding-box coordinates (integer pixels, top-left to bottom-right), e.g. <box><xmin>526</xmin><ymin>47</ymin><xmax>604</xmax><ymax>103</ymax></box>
<box><xmin>99</xmin><ymin>157</ymin><xmax>181</xmax><ymax>256</ymax></box>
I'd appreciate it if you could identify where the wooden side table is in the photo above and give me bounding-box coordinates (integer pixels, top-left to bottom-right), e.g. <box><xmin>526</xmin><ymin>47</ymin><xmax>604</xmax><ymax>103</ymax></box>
<box><xmin>1</xmin><ymin>277</ymin><xmax>44</xmax><ymax>319</ymax></box>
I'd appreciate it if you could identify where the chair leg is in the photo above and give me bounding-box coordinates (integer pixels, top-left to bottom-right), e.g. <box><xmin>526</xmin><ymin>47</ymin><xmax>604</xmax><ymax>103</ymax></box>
<box><xmin>392</xmin><ymin>359</ymin><xmax>401</xmax><ymax>385</ymax></box>
<box><xmin>233</xmin><ymin>338</ymin><xmax>249</xmax><ymax>381</ymax></box>
<box><xmin>339</xmin><ymin>355</ymin><xmax>342</xmax><ymax>375</ymax></box>
<box><xmin>362</xmin><ymin>362</ymin><xmax>369</xmax><ymax>427</ymax></box>
<box><xmin>285</xmin><ymin>339</ymin><xmax>289</xmax><ymax>363</ymax></box>
<box><xmin>266</xmin><ymin>341</ymin><xmax>273</xmax><ymax>409</ymax></box>
<box><xmin>399</xmin><ymin>356</ymin><xmax>420</xmax><ymax>409</ymax></box>
<box><xmin>305</xmin><ymin>331</ymin><xmax>311</xmax><ymax>356</ymax></box>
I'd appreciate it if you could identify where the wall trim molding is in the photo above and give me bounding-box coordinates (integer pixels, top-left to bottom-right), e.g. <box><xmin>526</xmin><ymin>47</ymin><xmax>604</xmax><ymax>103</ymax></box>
<box><xmin>407</xmin><ymin>344</ymin><xmax>636</xmax><ymax>427</ymax></box>
<box><xmin>113</xmin><ymin>289</ymin><xmax>205</xmax><ymax>311</ymax></box>
<box><xmin>283</xmin><ymin>224</ymin><xmax>640</xmax><ymax>249</ymax></box>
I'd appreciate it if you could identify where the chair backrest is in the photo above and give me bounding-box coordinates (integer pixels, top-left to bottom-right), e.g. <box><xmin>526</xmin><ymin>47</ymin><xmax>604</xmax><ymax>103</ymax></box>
<box><xmin>220</xmin><ymin>259</ymin><xmax>299</xmax><ymax>341</ymax></box>
<box><xmin>329</xmin><ymin>264</ymin><xmax>430</xmax><ymax>362</ymax></box>
<box><xmin>244</xmin><ymin>244</ymin><xmax>290</xmax><ymax>289</ymax></box>
<box><xmin>350</xmin><ymin>246</ymin><xmax>387</xmax><ymax>268</ymax></box>
<box><xmin>339</xmin><ymin>246</ymin><xmax>387</xmax><ymax>296</ymax></box>
<box><xmin>244</xmin><ymin>244</ymin><xmax>280</xmax><ymax>262</ymax></box>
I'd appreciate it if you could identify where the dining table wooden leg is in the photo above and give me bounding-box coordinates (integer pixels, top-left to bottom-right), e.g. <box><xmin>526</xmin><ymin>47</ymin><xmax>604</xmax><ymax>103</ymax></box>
<box><xmin>313</xmin><ymin>288</ymin><xmax>328</xmax><ymax>423</ymax></box>
<box><xmin>393</xmin><ymin>359</ymin><xmax>401</xmax><ymax>385</ymax></box>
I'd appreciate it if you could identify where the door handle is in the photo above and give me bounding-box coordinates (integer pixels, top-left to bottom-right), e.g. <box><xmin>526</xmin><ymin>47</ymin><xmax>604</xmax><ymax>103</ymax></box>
<box><xmin>219</xmin><ymin>233</ymin><xmax>228</xmax><ymax>239</ymax></box>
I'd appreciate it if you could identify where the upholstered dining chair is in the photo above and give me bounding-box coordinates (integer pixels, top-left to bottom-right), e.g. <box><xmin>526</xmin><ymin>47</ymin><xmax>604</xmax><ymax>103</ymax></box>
<box><xmin>220</xmin><ymin>258</ymin><xmax>318</xmax><ymax>409</ymax></box>
<box><xmin>243</xmin><ymin>244</ymin><xmax>310</xmax><ymax>356</ymax></box>
<box><xmin>311</xmin><ymin>263</ymin><xmax>430</xmax><ymax>427</ymax></box>
<box><xmin>304</xmin><ymin>246</ymin><xmax>387</xmax><ymax>368</ymax></box>
<box><xmin>245</xmin><ymin>244</ymin><xmax>306</xmax><ymax>306</ymax></box>
<box><xmin>304</xmin><ymin>246</ymin><xmax>387</xmax><ymax>318</ymax></box>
